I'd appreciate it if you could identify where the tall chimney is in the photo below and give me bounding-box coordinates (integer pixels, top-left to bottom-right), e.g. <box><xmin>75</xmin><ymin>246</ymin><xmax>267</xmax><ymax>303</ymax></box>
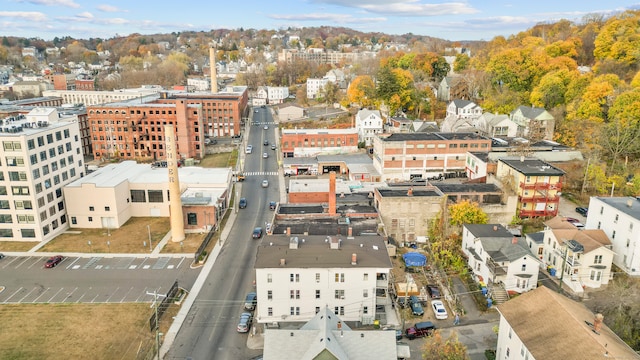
<box><xmin>165</xmin><ymin>125</ymin><xmax>185</xmax><ymax>242</ymax></box>
<box><xmin>329</xmin><ymin>171</ymin><xmax>336</xmax><ymax>215</ymax></box>
<box><xmin>593</xmin><ymin>313</ymin><xmax>604</xmax><ymax>332</ymax></box>
<box><xmin>209</xmin><ymin>47</ymin><xmax>218</xmax><ymax>93</ymax></box>
<box><xmin>351</xmin><ymin>253</ymin><xmax>357</xmax><ymax>265</ymax></box>
<box><xmin>348</xmin><ymin>227</ymin><xmax>353</xmax><ymax>237</ymax></box>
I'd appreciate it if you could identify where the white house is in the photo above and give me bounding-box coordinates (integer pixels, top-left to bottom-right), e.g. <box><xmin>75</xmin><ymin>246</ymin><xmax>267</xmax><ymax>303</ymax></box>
<box><xmin>462</xmin><ymin>224</ymin><xmax>540</xmax><ymax>294</ymax></box>
<box><xmin>355</xmin><ymin>109</ymin><xmax>383</xmax><ymax>146</ymax></box>
<box><xmin>307</xmin><ymin>78</ymin><xmax>329</xmax><ymax>99</ymax></box>
<box><xmin>473</xmin><ymin>113</ymin><xmax>518</xmax><ymax>137</ymax></box>
<box><xmin>445</xmin><ymin>99</ymin><xmax>482</xmax><ymax>120</ymax></box>
<box><xmin>465</xmin><ymin>152</ymin><xmax>489</xmax><ymax>181</ymax></box>
<box><xmin>254</xmin><ymin>235</ymin><xmax>392</xmax><ymax>325</ymax></box>
<box><xmin>266</xmin><ymin>86</ymin><xmax>289</xmax><ymax>104</ymax></box>
<box><xmin>496</xmin><ymin>286</ymin><xmax>639</xmax><ymax>360</ymax></box>
<box><xmin>541</xmin><ymin>227</ymin><xmax>614</xmax><ymax>292</ymax></box>
<box><xmin>585</xmin><ymin>196</ymin><xmax>640</xmax><ymax>276</ymax></box>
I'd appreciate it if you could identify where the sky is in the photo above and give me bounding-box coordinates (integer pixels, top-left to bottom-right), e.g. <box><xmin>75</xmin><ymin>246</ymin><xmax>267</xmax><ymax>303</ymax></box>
<box><xmin>2</xmin><ymin>0</ymin><xmax>640</xmax><ymax>42</ymax></box>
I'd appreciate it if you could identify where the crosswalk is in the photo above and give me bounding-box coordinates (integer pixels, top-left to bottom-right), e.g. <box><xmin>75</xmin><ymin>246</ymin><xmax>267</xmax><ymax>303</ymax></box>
<box><xmin>241</xmin><ymin>171</ymin><xmax>279</xmax><ymax>176</ymax></box>
<box><xmin>251</xmin><ymin>121</ymin><xmax>277</xmax><ymax>125</ymax></box>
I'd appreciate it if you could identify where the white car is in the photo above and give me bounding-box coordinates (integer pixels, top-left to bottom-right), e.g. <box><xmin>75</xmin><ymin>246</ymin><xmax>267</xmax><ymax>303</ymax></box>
<box><xmin>263</xmin><ymin>152</ymin><xmax>268</xmax><ymax>159</ymax></box>
<box><xmin>263</xmin><ymin>125</ymin><xmax>268</xmax><ymax>130</ymax></box>
<box><xmin>431</xmin><ymin>300</ymin><xmax>448</xmax><ymax>320</ymax></box>
<box><xmin>261</xmin><ymin>179</ymin><xmax>269</xmax><ymax>188</ymax></box>
<box><xmin>245</xmin><ymin>145</ymin><xmax>253</xmax><ymax>154</ymax></box>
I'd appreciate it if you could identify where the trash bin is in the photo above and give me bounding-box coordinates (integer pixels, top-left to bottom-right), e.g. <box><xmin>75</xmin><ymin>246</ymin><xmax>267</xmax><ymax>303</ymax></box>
<box><xmin>373</xmin><ymin>320</ymin><xmax>380</xmax><ymax>329</ymax></box>
<box><xmin>549</xmin><ymin>268</ymin><xmax>557</xmax><ymax>277</ymax></box>
<box><xmin>481</xmin><ymin>287</ymin><xmax>488</xmax><ymax>296</ymax></box>
<box><xmin>487</xmin><ymin>298</ymin><xmax>493</xmax><ymax>308</ymax></box>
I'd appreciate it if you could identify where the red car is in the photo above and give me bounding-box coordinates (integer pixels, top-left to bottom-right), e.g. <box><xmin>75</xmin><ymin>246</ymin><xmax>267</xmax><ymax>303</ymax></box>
<box><xmin>44</xmin><ymin>255</ymin><xmax>64</xmax><ymax>268</ymax></box>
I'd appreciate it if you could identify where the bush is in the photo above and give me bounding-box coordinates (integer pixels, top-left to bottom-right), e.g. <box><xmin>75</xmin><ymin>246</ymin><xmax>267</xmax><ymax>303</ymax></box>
<box><xmin>485</xmin><ymin>349</ymin><xmax>496</xmax><ymax>360</ymax></box>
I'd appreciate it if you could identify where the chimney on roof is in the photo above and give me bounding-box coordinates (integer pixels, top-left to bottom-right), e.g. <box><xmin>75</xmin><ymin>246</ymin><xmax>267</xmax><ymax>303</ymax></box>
<box><xmin>627</xmin><ymin>199</ymin><xmax>633</xmax><ymax>208</ymax></box>
<box><xmin>407</xmin><ymin>187</ymin><xmax>413</xmax><ymax>196</ymax></box>
<box><xmin>329</xmin><ymin>171</ymin><xmax>337</xmax><ymax>215</ymax></box>
<box><xmin>351</xmin><ymin>253</ymin><xmax>357</xmax><ymax>265</ymax></box>
<box><xmin>493</xmin><ymin>225</ymin><xmax>498</xmax><ymax>231</ymax></box>
<box><xmin>279</xmin><ymin>258</ymin><xmax>286</xmax><ymax>266</ymax></box>
<box><xmin>348</xmin><ymin>227</ymin><xmax>353</xmax><ymax>237</ymax></box>
<box><xmin>209</xmin><ymin>47</ymin><xmax>218</xmax><ymax>93</ymax></box>
<box><xmin>594</xmin><ymin>313</ymin><xmax>604</xmax><ymax>333</ymax></box>
<box><xmin>286</xmin><ymin>227</ymin><xmax>291</xmax><ymax>236</ymax></box>
<box><xmin>512</xmin><ymin>237</ymin><xmax>518</xmax><ymax>244</ymax></box>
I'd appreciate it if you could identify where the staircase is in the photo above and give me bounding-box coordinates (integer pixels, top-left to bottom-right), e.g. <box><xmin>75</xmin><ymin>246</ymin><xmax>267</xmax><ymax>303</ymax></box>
<box><xmin>489</xmin><ymin>283</ymin><xmax>509</xmax><ymax>305</ymax></box>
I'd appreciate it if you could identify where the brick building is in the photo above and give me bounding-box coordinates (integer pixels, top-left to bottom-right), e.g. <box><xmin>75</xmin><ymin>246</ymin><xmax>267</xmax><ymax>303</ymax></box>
<box><xmin>372</xmin><ymin>132</ymin><xmax>491</xmax><ymax>181</ymax></box>
<box><xmin>281</xmin><ymin>128</ymin><xmax>359</xmax><ymax>158</ymax></box>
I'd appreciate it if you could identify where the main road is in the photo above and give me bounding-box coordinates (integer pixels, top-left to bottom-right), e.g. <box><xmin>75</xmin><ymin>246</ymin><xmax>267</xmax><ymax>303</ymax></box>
<box><xmin>167</xmin><ymin>106</ymin><xmax>278</xmax><ymax>359</ymax></box>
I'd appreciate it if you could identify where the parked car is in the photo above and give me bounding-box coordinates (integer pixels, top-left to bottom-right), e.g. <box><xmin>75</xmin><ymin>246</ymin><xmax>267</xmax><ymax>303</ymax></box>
<box><xmin>575</xmin><ymin>207</ymin><xmax>588</xmax><ymax>217</ymax></box>
<box><xmin>565</xmin><ymin>217</ymin><xmax>585</xmax><ymax>228</ymax></box>
<box><xmin>261</xmin><ymin>179</ymin><xmax>269</xmax><ymax>188</ymax></box>
<box><xmin>244</xmin><ymin>292</ymin><xmax>257</xmax><ymax>310</ymax></box>
<box><xmin>426</xmin><ymin>284</ymin><xmax>441</xmax><ymax>299</ymax></box>
<box><xmin>245</xmin><ymin>145</ymin><xmax>253</xmax><ymax>154</ymax></box>
<box><xmin>410</xmin><ymin>298</ymin><xmax>424</xmax><ymax>316</ymax></box>
<box><xmin>254</xmin><ymin>109</ymin><xmax>259</xmax><ymax>113</ymax></box>
<box><xmin>405</xmin><ymin>321</ymin><xmax>436</xmax><ymax>340</ymax></box>
<box><xmin>252</xmin><ymin>227</ymin><xmax>263</xmax><ymax>239</ymax></box>
<box><xmin>237</xmin><ymin>312</ymin><xmax>253</xmax><ymax>333</ymax></box>
<box><xmin>44</xmin><ymin>255</ymin><xmax>64</xmax><ymax>268</ymax></box>
<box><xmin>239</xmin><ymin>198</ymin><xmax>247</xmax><ymax>209</ymax></box>
<box><xmin>269</xmin><ymin>201</ymin><xmax>277</xmax><ymax>210</ymax></box>
<box><xmin>0</xmin><ymin>253</ymin><xmax>5</xmax><ymax>259</ymax></box>
<box><xmin>271</xmin><ymin>144</ymin><xmax>276</xmax><ymax>150</ymax></box>
<box><xmin>263</xmin><ymin>152</ymin><xmax>268</xmax><ymax>159</ymax></box>
<box><xmin>431</xmin><ymin>300</ymin><xmax>448</xmax><ymax>320</ymax></box>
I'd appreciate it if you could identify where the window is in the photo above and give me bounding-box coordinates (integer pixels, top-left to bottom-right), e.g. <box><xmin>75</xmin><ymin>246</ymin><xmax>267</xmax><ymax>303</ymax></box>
<box><xmin>521</xmin><ymin>264</ymin><xmax>527</xmax><ymax>271</ymax></box>
<box><xmin>267</xmin><ymin>274</ymin><xmax>272</xmax><ymax>283</ymax></box>
<box><xmin>335</xmin><ymin>290</ymin><xmax>345</xmax><ymax>299</ymax></box>
<box><xmin>316</xmin><ymin>273</ymin><xmax>320</xmax><ymax>283</ymax></box>
<box><xmin>147</xmin><ymin>190</ymin><xmax>164</xmax><ymax>203</ymax></box>
<box><xmin>594</xmin><ymin>255</ymin><xmax>603</xmax><ymax>264</ymax></box>
<box><xmin>268</xmin><ymin>307</ymin><xmax>273</xmax><ymax>316</ymax></box>
<box><xmin>363</xmin><ymin>306</ymin><xmax>368</xmax><ymax>314</ymax></box>
<box><xmin>363</xmin><ymin>273</ymin><xmax>368</xmax><ymax>281</ymax></box>
<box><xmin>130</xmin><ymin>190</ymin><xmax>146</xmax><ymax>202</ymax></box>
<box><xmin>267</xmin><ymin>290</ymin><xmax>272</xmax><ymax>300</ymax></box>
<box><xmin>334</xmin><ymin>306</ymin><xmax>344</xmax><ymax>315</ymax></box>
<box><xmin>335</xmin><ymin>273</ymin><xmax>345</xmax><ymax>282</ymax></box>
<box><xmin>615</xmin><ymin>214</ymin><xmax>619</xmax><ymax>223</ymax></box>
<box><xmin>21</xmin><ymin>229</ymin><xmax>36</xmax><ymax>238</ymax></box>
<box><xmin>187</xmin><ymin>213</ymin><xmax>197</xmax><ymax>225</ymax></box>
<box><xmin>89</xmin><ymin>206</ymin><xmax>94</xmax><ymax>211</ymax></box>
<box><xmin>315</xmin><ymin>307</ymin><xmax>320</xmax><ymax>314</ymax></box>
<box><xmin>316</xmin><ymin>290</ymin><xmax>320</xmax><ymax>299</ymax></box>
<box><xmin>290</xmin><ymin>290</ymin><xmax>295</xmax><ymax>299</ymax></box>
<box><xmin>590</xmin><ymin>270</ymin><xmax>602</xmax><ymax>281</ymax></box>
<box><xmin>105</xmin><ymin>206</ymin><xmax>110</xmax><ymax>211</ymax></box>
<box><xmin>363</xmin><ymin>289</ymin><xmax>368</xmax><ymax>297</ymax></box>
<box><xmin>71</xmin><ymin>217</ymin><xmax>77</xmax><ymax>225</ymax></box>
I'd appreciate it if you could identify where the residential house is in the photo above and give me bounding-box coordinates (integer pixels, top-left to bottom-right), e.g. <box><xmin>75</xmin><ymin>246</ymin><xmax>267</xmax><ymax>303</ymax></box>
<box><xmin>262</xmin><ymin>306</ymin><xmax>397</xmax><ymax>360</ymax></box>
<box><xmin>385</xmin><ymin>117</ymin><xmax>413</xmax><ymax>133</ymax></box>
<box><xmin>277</xmin><ymin>103</ymin><xmax>305</xmax><ymax>122</ymax></box>
<box><xmin>21</xmin><ymin>47</ymin><xmax>37</xmax><ymax>58</ymax></box>
<box><xmin>585</xmin><ymin>196</ymin><xmax>640</xmax><ymax>276</ymax></box>
<box><xmin>510</xmin><ymin>105</ymin><xmax>555</xmax><ymax>140</ymax></box>
<box><xmin>445</xmin><ymin>100</ymin><xmax>482</xmax><ymax>121</ymax></box>
<box><xmin>266</xmin><ymin>86</ymin><xmax>289</xmax><ymax>104</ymax></box>
<box><xmin>461</xmin><ymin>224</ymin><xmax>540</xmax><ymax>296</ymax></box>
<box><xmin>465</xmin><ymin>151</ymin><xmax>490</xmax><ymax>181</ymax></box>
<box><xmin>525</xmin><ymin>231</ymin><xmax>545</xmax><ymax>264</ymax></box>
<box><xmin>437</xmin><ymin>75</ymin><xmax>467</xmax><ymax>102</ymax></box>
<box><xmin>541</xmin><ymin>225</ymin><xmax>614</xmax><ymax>293</ymax></box>
<box><xmin>306</xmin><ymin>78</ymin><xmax>329</xmax><ymax>99</ymax></box>
<box><xmin>495</xmin><ymin>157</ymin><xmax>564</xmax><ymax>218</ymax></box>
<box><xmin>355</xmin><ymin>109</ymin><xmax>383</xmax><ymax>146</ymax></box>
<box><xmin>473</xmin><ymin>113</ymin><xmax>517</xmax><ymax>138</ymax></box>
<box><xmin>372</xmin><ymin>132</ymin><xmax>491</xmax><ymax>181</ymax></box>
<box><xmin>496</xmin><ymin>286</ymin><xmax>639</xmax><ymax>360</ymax></box>
<box><xmin>254</xmin><ymin>234</ymin><xmax>392</xmax><ymax>324</ymax></box>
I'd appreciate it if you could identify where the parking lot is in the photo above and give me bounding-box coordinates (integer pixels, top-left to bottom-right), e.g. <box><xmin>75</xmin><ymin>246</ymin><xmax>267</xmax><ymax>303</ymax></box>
<box><xmin>0</xmin><ymin>255</ymin><xmax>198</xmax><ymax>304</ymax></box>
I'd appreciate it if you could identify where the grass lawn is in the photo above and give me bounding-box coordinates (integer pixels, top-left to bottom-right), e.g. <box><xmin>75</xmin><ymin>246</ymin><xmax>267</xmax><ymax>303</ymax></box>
<box><xmin>0</xmin><ymin>302</ymin><xmax>182</xmax><ymax>360</ymax></box>
<box><xmin>0</xmin><ymin>241</ymin><xmax>38</xmax><ymax>252</ymax></box>
<box><xmin>199</xmin><ymin>150</ymin><xmax>237</xmax><ymax>168</ymax></box>
<box><xmin>38</xmin><ymin>217</ymin><xmax>171</xmax><ymax>253</ymax></box>
<box><xmin>161</xmin><ymin>232</ymin><xmax>208</xmax><ymax>253</ymax></box>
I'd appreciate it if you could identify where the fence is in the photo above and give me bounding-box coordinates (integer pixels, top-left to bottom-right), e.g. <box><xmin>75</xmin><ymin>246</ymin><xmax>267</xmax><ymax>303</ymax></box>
<box><xmin>148</xmin><ymin>280</ymin><xmax>180</xmax><ymax>332</ymax></box>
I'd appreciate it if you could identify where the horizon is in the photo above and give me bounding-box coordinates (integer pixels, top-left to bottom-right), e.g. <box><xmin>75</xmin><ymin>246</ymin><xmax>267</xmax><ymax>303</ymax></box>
<box><xmin>1</xmin><ymin>1</ymin><xmax>640</xmax><ymax>42</ymax></box>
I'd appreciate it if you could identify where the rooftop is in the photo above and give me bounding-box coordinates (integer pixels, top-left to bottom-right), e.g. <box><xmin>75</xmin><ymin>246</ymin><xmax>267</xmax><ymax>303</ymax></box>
<box><xmin>255</xmin><ymin>234</ymin><xmax>391</xmax><ymax>269</ymax></box>
<box><xmin>593</xmin><ymin>197</ymin><xmax>640</xmax><ymax>220</ymax></box>
<box><xmin>381</xmin><ymin>132</ymin><xmax>488</xmax><ymax>142</ymax></box>
<box><xmin>499</xmin><ymin>157</ymin><xmax>565</xmax><ymax>176</ymax></box>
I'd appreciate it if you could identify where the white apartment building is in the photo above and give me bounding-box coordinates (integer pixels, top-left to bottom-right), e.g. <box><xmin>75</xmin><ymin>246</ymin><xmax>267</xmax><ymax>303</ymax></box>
<box><xmin>187</xmin><ymin>77</ymin><xmax>210</xmax><ymax>92</ymax></box>
<box><xmin>254</xmin><ymin>235</ymin><xmax>392</xmax><ymax>325</ymax></box>
<box><xmin>0</xmin><ymin>108</ymin><xmax>83</xmax><ymax>241</ymax></box>
<box><xmin>355</xmin><ymin>109</ymin><xmax>383</xmax><ymax>146</ymax></box>
<box><xmin>585</xmin><ymin>196</ymin><xmax>640</xmax><ymax>276</ymax></box>
<box><xmin>306</xmin><ymin>78</ymin><xmax>329</xmax><ymax>99</ymax></box>
<box><xmin>43</xmin><ymin>87</ymin><xmax>162</xmax><ymax>106</ymax></box>
<box><xmin>266</xmin><ymin>86</ymin><xmax>289</xmax><ymax>104</ymax></box>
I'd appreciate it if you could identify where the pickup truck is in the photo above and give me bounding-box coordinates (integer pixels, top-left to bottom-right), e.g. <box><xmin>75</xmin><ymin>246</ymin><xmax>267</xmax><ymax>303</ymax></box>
<box><xmin>405</xmin><ymin>321</ymin><xmax>436</xmax><ymax>340</ymax></box>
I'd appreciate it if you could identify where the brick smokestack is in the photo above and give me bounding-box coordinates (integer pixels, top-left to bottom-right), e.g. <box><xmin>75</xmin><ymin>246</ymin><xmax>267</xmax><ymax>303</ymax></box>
<box><xmin>165</xmin><ymin>125</ymin><xmax>185</xmax><ymax>242</ymax></box>
<box><xmin>209</xmin><ymin>47</ymin><xmax>218</xmax><ymax>93</ymax></box>
<box><xmin>329</xmin><ymin>171</ymin><xmax>336</xmax><ymax>215</ymax></box>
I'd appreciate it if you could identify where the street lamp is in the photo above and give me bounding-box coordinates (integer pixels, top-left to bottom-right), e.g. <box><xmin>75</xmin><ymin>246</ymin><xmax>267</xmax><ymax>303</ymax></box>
<box><xmin>106</xmin><ymin>240</ymin><xmax>110</xmax><ymax>252</ymax></box>
<box><xmin>87</xmin><ymin>240</ymin><xmax>92</xmax><ymax>252</ymax></box>
<box><xmin>147</xmin><ymin>225</ymin><xmax>152</xmax><ymax>251</ymax></box>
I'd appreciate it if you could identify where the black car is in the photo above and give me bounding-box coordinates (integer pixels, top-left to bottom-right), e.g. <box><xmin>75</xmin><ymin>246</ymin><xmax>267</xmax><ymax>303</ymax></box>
<box><xmin>575</xmin><ymin>207</ymin><xmax>588</xmax><ymax>217</ymax></box>
<box><xmin>263</xmin><ymin>140</ymin><xmax>269</xmax><ymax>146</ymax></box>
<box><xmin>269</xmin><ymin>201</ymin><xmax>277</xmax><ymax>210</ymax></box>
<box><xmin>252</xmin><ymin>227</ymin><xmax>263</xmax><ymax>239</ymax></box>
<box><xmin>239</xmin><ymin>198</ymin><xmax>247</xmax><ymax>209</ymax></box>
<box><xmin>426</xmin><ymin>284</ymin><xmax>441</xmax><ymax>299</ymax></box>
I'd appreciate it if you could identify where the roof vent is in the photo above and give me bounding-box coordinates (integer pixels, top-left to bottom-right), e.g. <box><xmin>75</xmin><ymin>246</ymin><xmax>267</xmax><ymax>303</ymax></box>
<box><xmin>627</xmin><ymin>199</ymin><xmax>633</xmax><ymax>208</ymax></box>
<box><xmin>279</xmin><ymin>258</ymin><xmax>286</xmax><ymax>266</ymax></box>
<box><xmin>289</xmin><ymin>236</ymin><xmax>299</xmax><ymax>249</ymax></box>
<box><xmin>351</xmin><ymin>253</ymin><xmax>357</xmax><ymax>265</ymax></box>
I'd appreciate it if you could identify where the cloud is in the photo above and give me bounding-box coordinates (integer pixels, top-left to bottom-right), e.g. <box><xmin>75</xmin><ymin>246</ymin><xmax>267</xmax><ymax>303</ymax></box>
<box><xmin>75</xmin><ymin>11</ymin><xmax>94</xmax><ymax>20</ymax></box>
<box><xmin>19</xmin><ymin>0</ymin><xmax>80</xmax><ymax>8</ymax></box>
<box><xmin>269</xmin><ymin>12</ymin><xmax>386</xmax><ymax>24</ymax></box>
<box><xmin>311</xmin><ymin>0</ymin><xmax>479</xmax><ymax>16</ymax></box>
<box><xmin>0</xmin><ymin>11</ymin><xmax>48</xmax><ymax>22</ymax></box>
<box><xmin>96</xmin><ymin>4</ymin><xmax>127</xmax><ymax>13</ymax></box>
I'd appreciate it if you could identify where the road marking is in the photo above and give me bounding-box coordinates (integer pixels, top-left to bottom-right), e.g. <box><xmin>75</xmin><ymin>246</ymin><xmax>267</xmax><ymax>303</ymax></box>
<box><xmin>90</xmin><ymin>293</ymin><xmax>99</xmax><ymax>303</ymax></box>
<box><xmin>105</xmin><ymin>287</ymin><xmax>119</xmax><ymax>302</ymax></box>
<box><xmin>32</xmin><ymin>287</ymin><xmax>51</xmax><ymax>303</ymax></box>
<box><xmin>136</xmin><ymin>287</ymin><xmax>149</xmax><ymax>302</ymax></box>
<box><xmin>143</xmin><ymin>264</ymin><xmax>150</xmax><ymax>269</ymax></box>
<box><xmin>47</xmin><ymin>287</ymin><xmax>64</xmax><ymax>303</ymax></box>
<box><xmin>72</xmin><ymin>265</ymin><xmax>81</xmax><ymax>269</ymax></box>
<box><xmin>176</xmin><ymin>257</ymin><xmax>186</xmax><ymax>269</ymax></box>
<box><xmin>4</xmin><ymin>287</ymin><xmax>24</xmax><ymax>303</ymax></box>
<box><xmin>119</xmin><ymin>287</ymin><xmax>134</xmax><ymax>303</ymax></box>
<box><xmin>129</xmin><ymin>265</ymin><xmax>137</xmax><ymax>269</ymax></box>
<box><xmin>76</xmin><ymin>291</ymin><xmax>86</xmax><ymax>303</ymax></box>
<box><xmin>14</xmin><ymin>257</ymin><xmax>34</xmax><ymax>269</ymax></box>
<box><xmin>65</xmin><ymin>257</ymin><xmax>81</xmax><ymax>269</ymax></box>
<box><xmin>96</xmin><ymin>265</ymin><xmax>103</xmax><ymax>269</ymax></box>
<box><xmin>167</xmin><ymin>264</ymin><xmax>175</xmax><ymax>269</ymax></box>
<box><xmin>65</xmin><ymin>287</ymin><xmax>78</xmax><ymax>302</ymax></box>
<box><xmin>18</xmin><ymin>287</ymin><xmax>38</xmax><ymax>302</ymax></box>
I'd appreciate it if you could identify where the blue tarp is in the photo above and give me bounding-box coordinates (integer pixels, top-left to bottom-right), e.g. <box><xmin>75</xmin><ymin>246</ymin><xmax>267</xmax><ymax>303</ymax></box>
<box><xmin>402</xmin><ymin>252</ymin><xmax>427</xmax><ymax>267</ymax></box>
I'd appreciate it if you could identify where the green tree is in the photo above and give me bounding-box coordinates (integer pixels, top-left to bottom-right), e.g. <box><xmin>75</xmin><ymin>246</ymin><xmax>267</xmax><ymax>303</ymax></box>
<box><xmin>421</xmin><ymin>330</ymin><xmax>469</xmax><ymax>360</ymax></box>
<box><xmin>118</xmin><ymin>55</ymin><xmax>144</xmax><ymax>71</ymax></box>
<box><xmin>530</xmin><ymin>69</ymin><xmax>578</xmax><ymax>109</ymax></box>
<box><xmin>448</xmin><ymin>200</ymin><xmax>489</xmax><ymax>226</ymax></box>
<box><xmin>453</xmin><ymin>54</ymin><xmax>470</xmax><ymax>72</ymax></box>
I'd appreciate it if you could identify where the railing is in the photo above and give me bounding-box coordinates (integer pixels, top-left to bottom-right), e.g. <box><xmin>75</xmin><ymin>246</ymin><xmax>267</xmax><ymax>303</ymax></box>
<box><xmin>519</xmin><ymin>208</ymin><xmax>558</xmax><ymax>217</ymax></box>
<box><xmin>519</xmin><ymin>182</ymin><xmax>563</xmax><ymax>191</ymax></box>
<box><xmin>518</xmin><ymin>194</ymin><xmax>560</xmax><ymax>202</ymax></box>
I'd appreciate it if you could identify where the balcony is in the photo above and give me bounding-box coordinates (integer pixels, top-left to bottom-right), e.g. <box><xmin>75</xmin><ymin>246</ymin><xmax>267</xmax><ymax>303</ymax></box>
<box><xmin>486</xmin><ymin>258</ymin><xmax>508</xmax><ymax>277</ymax></box>
<box><xmin>519</xmin><ymin>194</ymin><xmax>560</xmax><ymax>202</ymax></box>
<box><xmin>519</xmin><ymin>182</ymin><xmax>563</xmax><ymax>191</ymax></box>
<box><xmin>519</xmin><ymin>208</ymin><xmax>558</xmax><ymax>218</ymax></box>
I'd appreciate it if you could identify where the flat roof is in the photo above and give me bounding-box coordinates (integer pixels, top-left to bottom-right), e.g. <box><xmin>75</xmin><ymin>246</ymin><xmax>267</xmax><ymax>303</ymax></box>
<box><xmin>377</xmin><ymin>187</ymin><xmax>442</xmax><ymax>197</ymax></box>
<box><xmin>282</xmin><ymin>128</ymin><xmax>357</xmax><ymax>135</ymax></box>
<box><xmin>255</xmin><ymin>235</ymin><xmax>392</xmax><ymax>269</ymax></box>
<box><xmin>434</xmin><ymin>183</ymin><xmax>501</xmax><ymax>193</ymax></box>
<box><xmin>289</xmin><ymin>179</ymin><xmax>328</xmax><ymax>193</ymax></box>
<box><xmin>499</xmin><ymin>157</ymin><xmax>565</xmax><ymax>176</ymax></box>
<box><xmin>382</xmin><ymin>132</ymin><xmax>488</xmax><ymax>142</ymax></box>
<box><xmin>593</xmin><ymin>197</ymin><xmax>640</xmax><ymax>220</ymax></box>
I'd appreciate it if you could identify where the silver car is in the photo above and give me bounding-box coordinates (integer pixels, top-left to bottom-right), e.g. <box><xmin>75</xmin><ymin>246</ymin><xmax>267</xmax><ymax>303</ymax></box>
<box><xmin>237</xmin><ymin>312</ymin><xmax>252</xmax><ymax>333</ymax></box>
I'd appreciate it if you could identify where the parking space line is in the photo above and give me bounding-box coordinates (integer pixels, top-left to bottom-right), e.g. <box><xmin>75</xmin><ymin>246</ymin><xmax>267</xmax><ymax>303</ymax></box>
<box><xmin>105</xmin><ymin>287</ymin><xmax>119</xmax><ymax>302</ymax></box>
<box><xmin>3</xmin><ymin>287</ymin><xmax>25</xmax><ymax>303</ymax></box>
<box><xmin>176</xmin><ymin>257</ymin><xmax>186</xmax><ymax>269</ymax></box>
<box><xmin>65</xmin><ymin>257</ymin><xmax>81</xmax><ymax>269</ymax></box>
<box><xmin>32</xmin><ymin>288</ymin><xmax>51</xmax><ymax>303</ymax></box>
<box><xmin>65</xmin><ymin>287</ymin><xmax>78</xmax><ymax>302</ymax></box>
<box><xmin>76</xmin><ymin>290</ymin><xmax>87</xmax><ymax>303</ymax></box>
<box><xmin>47</xmin><ymin>287</ymin><xmax>64</xmax><ymax>303</ymax></box>
<box><xmin>14</xmin><ymin>257</ymin><xmax>35</xmax><ymax>269</ymax></box>
<box><xmin>90</xmin><ymin>294</ymin><xmax>99</xmax><ymax>303</ymax></box>
<box><xmin>119</xmin><ymin>287</ymin><xmax>134</xmax><ymax>303</ymax></box>
<box><xmin>28</xmin><ymin>257</ymin><xmax>45</xmax><ymax>269</ymax></box>
<box><xmin>18</xmin><ymin>287</ymin><xmax>38</xmax><ymax>302</ymax></box>
<box><xmin>1</xmin><ymin>256</ymin><xmax>21</xmax><ymax>269</ymax></box>
<box><xmin>136</xmin><ymin>287</ymin><xmax>149</xmax><ymax>302</ymax></box>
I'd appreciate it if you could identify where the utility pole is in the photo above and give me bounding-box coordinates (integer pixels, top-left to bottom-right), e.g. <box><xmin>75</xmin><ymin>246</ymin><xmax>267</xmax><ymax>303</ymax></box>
<box><xmin>581</xmin><ymin>157</ymin><xmax>591</xmax><ymax>195</ymax></box>
<box><xmin>147</xmin><ymin>290</ymin><xmax>167</xmax><ymax>360</ymax></box>
<box><xmin>557</xmin><ymin>242</ymin><xmax>568</xmax><ymax>293</ymax></box>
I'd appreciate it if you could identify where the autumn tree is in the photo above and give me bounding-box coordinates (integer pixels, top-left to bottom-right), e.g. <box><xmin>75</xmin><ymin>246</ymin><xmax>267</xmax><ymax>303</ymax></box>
<box><xmin>347</xmin><ymin>75</ymin><xmax>375</xmax><ymax>108</ymax></box>
<box><xmin>448</xmin><ymin>200</ymin><xmax>489</xmax><ymax>227</ymax></box>
<box><xmin>118</xmin><ymin>55</ymin><xmax>144</xmax><ymax>71</ymax></box>
<box><xmin>594</xmin><ymin>10</ymin><xmax>640</xmax><ymax>66</ymax></box>
<box><xmin>453</xmin><ymin>54</ymin><xmax>470</xmax><ymax>72</ymax></box>
<box><xmin>601</xmin><ymin>89</ymin><xmax>640</xmax><ymax>171</ymax></box>
<box><xmin>530</xmin><ymin>69</ymin><xmax>579</xmax><ymax>109</ymax></box>
<box><xmin>421</xmin><ymin>330</ymin><xmax>469</xmax><ymax>360</ymax></box>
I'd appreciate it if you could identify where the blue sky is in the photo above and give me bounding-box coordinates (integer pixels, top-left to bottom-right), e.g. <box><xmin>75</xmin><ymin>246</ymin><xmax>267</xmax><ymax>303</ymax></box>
<box><xmin>2</xmin><ymin>0</ymin><xmax>640</xmax><ymax>41</ymax></box>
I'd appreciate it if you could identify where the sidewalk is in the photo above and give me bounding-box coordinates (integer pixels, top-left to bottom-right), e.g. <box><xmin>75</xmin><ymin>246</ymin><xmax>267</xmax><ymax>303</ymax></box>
<box><xmin>451</xmin><ymin>276</ymin><xmax>499</xmax><ymax>325</ymax></box>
